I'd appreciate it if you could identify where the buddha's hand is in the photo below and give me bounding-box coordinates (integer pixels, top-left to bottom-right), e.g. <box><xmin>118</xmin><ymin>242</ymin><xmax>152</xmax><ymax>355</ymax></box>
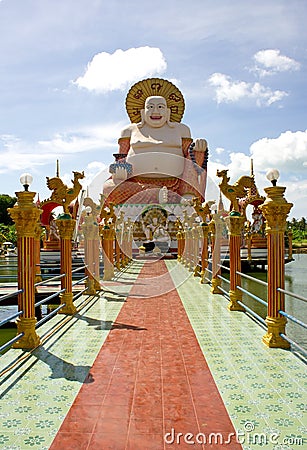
<box><xmin>194</xmin><ymin>139</ymin><xmax>207</xmax><ymax>152</ymax></box>
<box><xmin>113</xmin><ymin>167</ymin><xmax>128</xmax><ymax>183</ymax></box>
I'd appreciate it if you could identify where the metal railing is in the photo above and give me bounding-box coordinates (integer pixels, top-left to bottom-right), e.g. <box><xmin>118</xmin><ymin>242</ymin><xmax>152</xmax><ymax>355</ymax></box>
<box><xmin>202</xmin><ymin>257</ymin><xmax>306</xmax><ymax>357</ymax></box>
<box><xmin>0</xmin><ymin>288</ymin><xmax>24</xmax><ymax>353</ymax></box>
<box><xmin>0</xmin><ymin>263</ymin><xmax>88</xmax><ymax>354</ymax></box>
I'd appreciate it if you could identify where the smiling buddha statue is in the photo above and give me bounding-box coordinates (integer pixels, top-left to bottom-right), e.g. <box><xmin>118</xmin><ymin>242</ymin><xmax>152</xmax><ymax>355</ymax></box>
<box><xmin>103</xmin><ymin>78</ymin><xmax>208</xmax><ymax>205</ymax></box>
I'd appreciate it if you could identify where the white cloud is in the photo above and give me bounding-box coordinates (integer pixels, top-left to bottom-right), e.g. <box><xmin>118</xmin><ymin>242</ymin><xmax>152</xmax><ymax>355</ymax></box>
<box><xmin>208</xmin><ymin>130</ymin><xmax>307</xmax><ymax>218</ymax></box>
<box><xmin>253</xmin><ymin>49</ymin><xmax>301</xmax><ymax>76</ymax></box>
<box><xmin>0</xmin><ymin>123</ymin><xmax>123</xmax><ymax>173</ymax></box>
<box><xmin>73</xmin><ymin>47</ymin><xmax>167</xmax><ymax>93</ymax></box>
<box><xmin>250</xmin><ymin>130</ymin><xmax>307</xmax><ymax>174</ymax></box>
<box><xmin>208</xmin><ymin>73</ymin><xmax>287</xmax><ymax>106</ymax></box>
<box><xmin>215</xmin><ymin>147</ymin><xmax>225</xmax><ymax>154</ymax></box>
<box><xmin>37</xmin><ymin>124</ymin><xmax>122</xmax><ymax>154</ymax></box>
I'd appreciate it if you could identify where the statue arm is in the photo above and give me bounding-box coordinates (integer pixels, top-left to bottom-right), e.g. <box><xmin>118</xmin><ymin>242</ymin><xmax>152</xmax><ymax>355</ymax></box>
<box><xmin>118</xmin><ymin>125</ymin><xmax>132</xmax><ymax>155</ymax></box>
<box><xmin>184</xmin><ymin>137</ymin><xmax>208</xmax><ymax>168</ymax></box>
<box><xmin>182</xmin><ymin>137</ymin><xmax>193</xmax><ymax>157</ymax></box>
<box><xmin>192</xmin><ymin>139</ymin><xmax>208</xmax><ymax>167</ymax></box>
<box><xmin>118</xmin><ymin>137</ymin><xmax>130</xmax><ymax>155</ymax></box>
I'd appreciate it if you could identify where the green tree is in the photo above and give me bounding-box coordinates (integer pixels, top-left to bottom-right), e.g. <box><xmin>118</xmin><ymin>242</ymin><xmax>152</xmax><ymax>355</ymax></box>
<box><xmin>0</xmin><ymin>194</ymin><xmax>17</xmax><ymax>225</ymax></box>
<box><xmin>298</xmin><ymin>217</ymin><xmax>306</xmax><ymax>231</ymax></box>
<box><xmin>0</xmin><ymin>224</ymin><xmax>17</xmax><ymax>246</ymax></box>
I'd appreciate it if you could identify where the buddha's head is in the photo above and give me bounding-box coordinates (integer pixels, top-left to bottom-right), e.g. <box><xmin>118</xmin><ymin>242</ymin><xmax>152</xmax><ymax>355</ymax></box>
<box><xmin>141</xmin><ymin>96</ymin><xmax>171</xmax><ymax>128</ymax></box>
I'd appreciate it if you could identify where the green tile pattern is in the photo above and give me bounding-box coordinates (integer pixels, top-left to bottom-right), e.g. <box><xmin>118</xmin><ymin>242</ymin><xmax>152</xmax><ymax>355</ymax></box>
<box><xmin>166</xmin><ymin>260</ymin><xmax>307</xmax><ymax>450</ymax></box>
<box><xmin>0</xmin><ymin>262</ymin><xmax>143</xmax><ymax>449</ymax></box>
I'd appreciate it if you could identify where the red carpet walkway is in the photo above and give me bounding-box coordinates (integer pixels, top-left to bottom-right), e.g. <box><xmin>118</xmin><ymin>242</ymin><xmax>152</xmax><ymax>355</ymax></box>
<box><xmin>50</xmin><ymin>260</ymin><xmax>242</xmax><ymax>449</ymax></box>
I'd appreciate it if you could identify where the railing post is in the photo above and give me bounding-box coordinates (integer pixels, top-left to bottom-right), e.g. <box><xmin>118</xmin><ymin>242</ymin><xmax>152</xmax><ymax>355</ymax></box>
<box><xmin>260</xmin><ymin>185</ymin><xmax>293</xmax><ymax>348</ymax></box>
<box><xmin>182</xmin><ymin>227</ymin><xmax>188</xmax><ymax>266</ymax></box>
<box><xmin>200</xmin><ymin>222</ymin><xmax>209</xmax><ymax>284</ymax></box>
<box><xmin>8</xmin><ymin>189</ymin><xmax>41</xmax><ymax>348</ymax></box>
<box><xmin>57</xmin><ymin>218</ymin><xmax>77</xmax><ymax>314</ymax></box>
<box><xmin>34</xmin><ymin>221</ymin><xmax>42</xmax><ymax>286</ymax></box>
<box><xmin>114</xmin><ymin>234</ymin><xmax>121</xmax><ymax>270</ymax></box>
<box><xmin>192</xmin><ymin>225</ymin><xmax>200</xmax><ymax>276</ymax></box>
<box><xmin>128</xmin><ymin>218</ymin><xmax>134</xmax><ymax>262</ymax></box>
<box><xmin>176</xmin><ymin>220</ymin><xmax>184</xmax><ymax>262</ymax></box>
<box><xmin>225</xmin><ymin>214</ymin><xmax>245</xmax><ymax>311</ymax></box>
<box><xmin>82</xmin><ymin>212</ymin><xmax>100</xmax><ymax>295</ymax></box>
<box><xmin>101</xmin><ymin>225</ymin><xmax>115</xmax><ymax>281</ymax></box>
<box><xmin>210</xmin><ymin>214</ymin><xmax>222</xmax><ymax>294</ymax></box>
<box><xmin>122</xmin><ymin>219</ymin><xmax>132</xmax><ymax>266</ymax></box>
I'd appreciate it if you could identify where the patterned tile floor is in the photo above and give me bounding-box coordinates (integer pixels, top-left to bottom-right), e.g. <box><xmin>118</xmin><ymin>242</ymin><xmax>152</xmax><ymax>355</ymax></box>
<box><xmin>166</xmin><ymin>261</ymin><xmax>307</xmax><ymax>450</ymax></box>
<box><xmin>0</xmin><ymin>259</ymin><xmax>306</xmax><ymax>450</ymax></box>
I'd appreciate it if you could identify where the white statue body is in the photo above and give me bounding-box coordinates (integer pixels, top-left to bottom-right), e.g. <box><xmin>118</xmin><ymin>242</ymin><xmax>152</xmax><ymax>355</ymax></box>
<box><xmin>103</xmin><ymin>91</ymin><xmax>208</xmax><ymax>200</ymax></box>
<box><xmin>119</xmin><ymin>96</ymin><xmax>191</xmax><ymax>178</ymax></box>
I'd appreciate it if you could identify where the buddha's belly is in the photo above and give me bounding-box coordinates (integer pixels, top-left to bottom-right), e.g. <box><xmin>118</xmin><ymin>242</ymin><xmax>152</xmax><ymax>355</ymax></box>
<box><xmin>126</xmin><ymin>150</ymin><xmax>184</xmax><ymax>178</ymax></box>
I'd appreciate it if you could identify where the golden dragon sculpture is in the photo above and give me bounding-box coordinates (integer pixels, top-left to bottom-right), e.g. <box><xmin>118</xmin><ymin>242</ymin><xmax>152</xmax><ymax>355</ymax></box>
<box><xmin>46</xmin><ymin>171</ymin><xmax>85</xmax><ymax>215</ymax></box>
<box><xmin>216</xmin><ymin>169</ymin><xmax>254</xmax><ymax>214</ymax></box>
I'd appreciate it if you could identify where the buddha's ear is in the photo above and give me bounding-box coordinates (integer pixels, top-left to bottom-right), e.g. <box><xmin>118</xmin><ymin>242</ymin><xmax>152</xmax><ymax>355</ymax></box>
<box><xmin>167</xmin><ymin>108</ymin><xmax>175</xmax><ymax>128</ymax></box>
<box><xmin>167</xmin><ymin>108</ymin><xmax>171</xmax><ymax>122</ymax></box>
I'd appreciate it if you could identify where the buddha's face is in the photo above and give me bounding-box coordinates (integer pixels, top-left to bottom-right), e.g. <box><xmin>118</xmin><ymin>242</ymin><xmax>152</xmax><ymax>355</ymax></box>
<box><xmin>143</xmin><ymin>96</ymin><xmax>168</xmax><ymax>127</ymax></box>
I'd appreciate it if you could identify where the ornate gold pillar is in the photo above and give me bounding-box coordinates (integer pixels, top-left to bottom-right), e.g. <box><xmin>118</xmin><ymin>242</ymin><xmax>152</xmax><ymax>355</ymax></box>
<box><xmin>181</xmin><ymin>227</ymin><xmax>188</xmax><ymax>266</ymax></box>
<box><xmin>57</xmin><ymin>218</ymin><xmax>77</xmax><ymax>314</ymax></box>
<box><xmin>177</xmin><ymin>229</ymin><xmax>183</xmax><ymax>262</ymax></box>
<box><xmin>101</xmin><ymin>225</ymin><xmax>115</xmax><ymax>281</ymax></box>
<box><xmin>200</xmin><ymin>223</ymin><xmax>209</xmax><ymax>284</ymax></box>
<box><xmin>175</xmin><ymin>219</ymin><xmax>184</xmax><ymax>262</ymax></box>
<box><xmin>123</xmin><ymin>220</ymin><xmax>132</xmax><ymax>266</ymax></box>
<box><xmin>82</xmin><ymin>213</ymin><xmax>100</xmax><ymax>295</ymax></box>
<box><xmin>259</xmin><ymin>185</ymin><xmax>293</xmax><ymax>348</ymax></box>
<box><xmin>246</xmin><ymin>229</ymin><xmax>252</xmax><ymax>261</ymax></box>
<box><xmin>8</xmin><ymin>190</ymin><xmax>41</xmax><ymax>348</ymax></box>
<box><xmin>225</xmin><ymin>214</ymin><xmax>245</xmax><ymax>311</ymax></box>
<box><xmin>34</xmin><ymin>221</ymin><xmax>42</xmax><ymax>286</ymax></box>
<box><xmin>117</xmin><ymin>213</ymin><xmax>128</xmax><ymax>268</ymax></box>
<box><xmin>114</xmin><ymin>234</ymin><xmax>121</xmax><ymax>270</ymax></box>
<box><xmin>210</xmin><ymin>214</ymin><xmax>222</xmax><ymax>294</ymax></box>
<box><xmin>192</xmin><ymin>224</ymin><xmax>200</xmax><ymax>274</ymax></box>
<box><xmin>127</xmin><ymin>219</ymin><xmax>133</xmax><ymax>262</ymax></box>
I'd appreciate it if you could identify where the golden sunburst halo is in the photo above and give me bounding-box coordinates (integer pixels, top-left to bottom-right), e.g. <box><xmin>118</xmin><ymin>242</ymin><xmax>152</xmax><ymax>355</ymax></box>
<box><xmin>125</xmin><ymin>78</ymin><xmax>185</xmax><ymax>123</ymax></box>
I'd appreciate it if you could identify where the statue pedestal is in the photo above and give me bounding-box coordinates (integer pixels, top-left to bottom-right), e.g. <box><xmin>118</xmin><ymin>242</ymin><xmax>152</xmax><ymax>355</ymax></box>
<box><xmin>43</xmin><ymin>240</ymin><xmax>61</xmax><ymax>251</ymax></box>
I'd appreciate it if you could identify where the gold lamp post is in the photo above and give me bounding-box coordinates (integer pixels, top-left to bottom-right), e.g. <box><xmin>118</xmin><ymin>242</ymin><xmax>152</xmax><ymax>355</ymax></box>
<box><xmin>260</xmin><ymin>169</ymin><xmax>293</xmax><ymax>348</ymax></box>
<box><xmin>8</xmin><ymin>173</ymin><xmax>41</xmax><ymax>348</ymax></box>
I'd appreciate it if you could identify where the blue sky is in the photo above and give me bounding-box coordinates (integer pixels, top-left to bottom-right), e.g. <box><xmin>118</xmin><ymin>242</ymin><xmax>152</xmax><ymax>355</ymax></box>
<box><xmin>0</xmin><ymin>0</ymin><xmax>306</xmax><ymax>218</ymax></box>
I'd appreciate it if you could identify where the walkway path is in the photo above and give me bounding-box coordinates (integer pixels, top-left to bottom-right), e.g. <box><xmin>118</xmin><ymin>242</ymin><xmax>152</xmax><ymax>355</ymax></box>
<box><xmin>50</xmin><ymin>260</ymin><xmax>241</xmax><ymax>449</ymax></box>
<box><xmin>0</xmin><ymin>259</ymin><xmax>306</xmax><ymax>449</ymax></box>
